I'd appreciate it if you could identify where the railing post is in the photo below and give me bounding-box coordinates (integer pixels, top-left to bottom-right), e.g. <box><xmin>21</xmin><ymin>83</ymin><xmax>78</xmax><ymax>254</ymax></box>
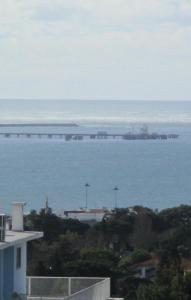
<box><xmin>68</xmin><ymin>277</ymin><xmax>72</xmax><ymax>296</ymax></box>
<box><xmin>108</xmin><ymin>278</ymin><xmax>111</xmax><ymax>299</ymax></box>
<box><xmin>28</xmin><ymin>277</ymin><xmax>31</xmax><ymax>296</ymax></box>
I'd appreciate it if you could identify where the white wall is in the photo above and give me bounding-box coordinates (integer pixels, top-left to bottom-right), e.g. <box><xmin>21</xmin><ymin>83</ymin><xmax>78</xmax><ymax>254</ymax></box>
<box><xmin>65</xmin><ymin>212</ymin><xmax>105</xmax><ymax>222</ymax></box>
<box><xmin>14</xmin><ymin>242</ymin><xmax>27</xmax><ymax>294</ymax></box>
<box><xmin>0</xmin><ymin>250</ymin><xmax>3</xmax><ymax>299</ymax></box>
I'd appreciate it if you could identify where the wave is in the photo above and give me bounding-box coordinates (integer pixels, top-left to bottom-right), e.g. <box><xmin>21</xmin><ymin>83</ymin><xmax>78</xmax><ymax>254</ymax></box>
<box><xmin>1</xmin><ymin>99</ymin><xmax>191</xmax><ymax>126</ymax></box>
<box><xmin>1</xmin><ymin>114</ymin><xmax>191</xmax><ymax>126</ymax></box>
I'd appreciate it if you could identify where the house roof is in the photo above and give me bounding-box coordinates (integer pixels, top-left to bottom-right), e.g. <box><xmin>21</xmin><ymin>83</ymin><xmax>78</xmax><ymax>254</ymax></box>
<box><xmin>136</xmin><ymin>257</ymin><xmax>191</xmax><ymax>271</ymax></box>
<box><xmin>181</xmin><ymin>258</ymin><xmax>191</xmax><ymax>271</ymax></box>
<box><xmin>64</xmin><ymin>209</ymin><xmax>109</xmax><ymax>214</ymax></box>
<box><xmin>0</xmin><ymin>230</ymin><xmax>43</xmax><ymax>250</ymax></box>
<box><xmin>137</xmin><ymin>257</ymin><xmax>160</xmax><ymax>268</ymax></box>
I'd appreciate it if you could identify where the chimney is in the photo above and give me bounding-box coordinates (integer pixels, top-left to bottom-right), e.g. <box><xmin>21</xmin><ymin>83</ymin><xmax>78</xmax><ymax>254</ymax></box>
<box><xmin>12</xmin><ymin>202</ymin><xmax>25</xmax><ymax>231</ymax></box>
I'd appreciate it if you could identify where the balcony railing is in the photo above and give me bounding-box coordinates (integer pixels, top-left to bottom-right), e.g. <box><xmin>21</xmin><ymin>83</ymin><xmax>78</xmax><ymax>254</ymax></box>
<box><xmin>27</xmin><ymin>277</ymin><xmax>110</xmax><ymax>300</ymax></box>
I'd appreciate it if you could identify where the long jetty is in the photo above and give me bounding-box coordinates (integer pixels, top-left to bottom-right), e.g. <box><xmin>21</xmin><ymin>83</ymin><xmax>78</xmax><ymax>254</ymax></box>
<box><xmin>0</xmin><ymin>123</ymin><xmax>78</xmax><ymax>127</ymax></box>
<box><xmin>0</xmin><ymin>132</ymin><xmax>179</xmax><ymax>141</ymax></box>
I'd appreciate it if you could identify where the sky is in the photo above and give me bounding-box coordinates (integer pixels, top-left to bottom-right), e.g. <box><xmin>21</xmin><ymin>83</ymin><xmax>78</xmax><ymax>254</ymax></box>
<box><xmin>0</xmin><ymin>0</ymin><xmax>191</xmax><ymax>100</ymax></box>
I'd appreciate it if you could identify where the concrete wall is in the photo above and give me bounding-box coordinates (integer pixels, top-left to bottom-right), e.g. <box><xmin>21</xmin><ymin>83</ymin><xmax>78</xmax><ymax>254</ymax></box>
<box><xmin>0</xmin><ymin>243</ymin><xmax>26</xmax><ymax>299</ymax></box>
<box><xmin>3</xmin><ymin>246</ymin><xmax>14</xmax><ymax>300</ymax></box>
<box><xmin>0</xmin><ymin>250</ymin><xmax>3</xmax><ymax>299</ymax></box>
<box><xmin>14</xmin><ymin>243</ymin><xmax>27</xmax><ymax>295</ymax></box>
<box><xmin>65</xmin><ymin>212</ymin><xmax>105</xmax><ymax>222</ymax></box>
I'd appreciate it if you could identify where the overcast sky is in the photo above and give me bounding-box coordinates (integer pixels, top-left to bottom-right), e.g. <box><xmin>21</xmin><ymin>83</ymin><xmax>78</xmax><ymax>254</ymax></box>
<box><xmin>0</xmin><ymin>0</ymin><xmax>191</xmax><ymax>100</ymax></box>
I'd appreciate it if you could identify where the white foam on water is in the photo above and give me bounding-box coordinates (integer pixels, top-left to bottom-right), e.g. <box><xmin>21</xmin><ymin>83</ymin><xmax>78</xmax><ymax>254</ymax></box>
<box><xmin>0</xmin><ymin>100</ymin><xmax>191</xmax><ymax>126</ymax></box>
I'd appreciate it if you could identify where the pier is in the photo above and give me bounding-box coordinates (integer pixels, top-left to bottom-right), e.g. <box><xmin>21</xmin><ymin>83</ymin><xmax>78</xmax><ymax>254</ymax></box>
<box><xmin>0</xmin><ymin>123</ymin><xmax>78</xmax><ymax>127</ymax></box>
<box><xmin>0</xmin><ymin>132</ymin><xmax>179</xmax><ymax>141</ymax></box>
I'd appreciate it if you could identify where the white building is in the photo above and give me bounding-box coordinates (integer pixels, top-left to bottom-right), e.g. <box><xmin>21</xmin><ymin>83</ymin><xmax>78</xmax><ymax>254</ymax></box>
<box><xmin>62</xmin><ymin>208</ymin><xmax>110</xmax><ymax>223</ymax></box>
<box><xmin>0</xmin><ymin>203</ymin><xmax>114</xmax><ymax>300</ymax></box>
<box><xmin>0</xmin><ymin>203</ymin><xmax>43</xmax><ymax>300</ymax></box>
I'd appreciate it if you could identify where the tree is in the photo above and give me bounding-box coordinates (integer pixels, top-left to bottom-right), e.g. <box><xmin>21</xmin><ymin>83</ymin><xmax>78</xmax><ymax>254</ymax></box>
<box><xmin>26</xmin><ymin>208</ymin><xmax>89</xmax><ymax>241</ymax></box>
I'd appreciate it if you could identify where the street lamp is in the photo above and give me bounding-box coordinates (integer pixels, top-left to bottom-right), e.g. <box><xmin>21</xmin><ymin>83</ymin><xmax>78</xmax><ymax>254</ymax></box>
<box><xmin>113</xmin><ymin>186</ymin><xmax>119</xmax><ymax>209</ymax></box>
<box><xmin>85</xmin><ymin>183</ymin><xmax>90</xmax><ymax>210</ymax></box>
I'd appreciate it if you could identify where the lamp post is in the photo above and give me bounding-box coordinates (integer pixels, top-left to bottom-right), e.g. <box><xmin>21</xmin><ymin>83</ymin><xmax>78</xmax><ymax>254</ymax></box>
<box><xmin>113</xmin><ymin>186</ymin><xmax>119</xmax><ymax>209</ymax></box>
<box><xmin>85</xmin><ymin>183</ymin><xmax>90</xmax><ymax>210</ymax></box>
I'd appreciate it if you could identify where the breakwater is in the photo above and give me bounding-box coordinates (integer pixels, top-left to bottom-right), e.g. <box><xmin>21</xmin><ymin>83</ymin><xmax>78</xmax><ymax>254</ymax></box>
<box><xmin>0</xmin><ymin>123</ymin><xmax>78</xmax><ymax>127</ymax></box>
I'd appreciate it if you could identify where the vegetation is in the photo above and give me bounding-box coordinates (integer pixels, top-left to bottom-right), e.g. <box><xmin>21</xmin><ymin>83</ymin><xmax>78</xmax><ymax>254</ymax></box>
<box><xmin>26</xmin><ymin>205</ymin><xmax>191</xmax><ymax>299</ymax></box>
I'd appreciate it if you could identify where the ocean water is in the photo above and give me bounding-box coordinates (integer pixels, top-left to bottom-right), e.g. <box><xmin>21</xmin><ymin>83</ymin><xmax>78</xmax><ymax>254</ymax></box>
<box><xmin>0</xmin><ymin>99</ymin><xmax>191</xmax><ymax>213</ymax></box>
<box><xmin>1</xmin><ymin>99</ymin><xmax>191</xmax><ymax>125</ymax></box>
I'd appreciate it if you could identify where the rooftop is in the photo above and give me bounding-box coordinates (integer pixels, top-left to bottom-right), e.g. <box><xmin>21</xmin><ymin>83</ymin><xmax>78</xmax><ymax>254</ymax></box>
<box><xmin>136</xmin><ymin>257</ymin><xmax>160</xmax><ymax>268</ymax></box>
<box><xmin>136</xmin><ymin>256</ymin><xmax>191</xmax><ymax>271</ymax></box>
<box><xmin>0</xmin><ymin>230</ymin><xmax>43</xmax><ymax>250</ymax></box>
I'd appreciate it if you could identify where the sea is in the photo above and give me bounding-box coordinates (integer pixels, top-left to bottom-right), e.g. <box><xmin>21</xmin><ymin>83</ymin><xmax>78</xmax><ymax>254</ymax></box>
<box><xmin>0</xmin><ymin>99</ymin><xmax>191</xmax><ymax>213</ymax></box>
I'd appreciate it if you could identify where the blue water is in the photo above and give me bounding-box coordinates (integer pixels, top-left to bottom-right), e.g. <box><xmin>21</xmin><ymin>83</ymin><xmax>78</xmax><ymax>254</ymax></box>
<box><xmin>0</xmin><ymin>100</ymin><xmax>191</xmax><ymax>213</ymax></box>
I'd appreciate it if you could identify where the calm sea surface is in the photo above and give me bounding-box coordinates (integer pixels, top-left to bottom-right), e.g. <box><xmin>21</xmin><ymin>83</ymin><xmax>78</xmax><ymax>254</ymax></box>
<box><xmin>0</xmin><ymin>100</ymin><xmax>191</xmax><ymax>213</ymax></box>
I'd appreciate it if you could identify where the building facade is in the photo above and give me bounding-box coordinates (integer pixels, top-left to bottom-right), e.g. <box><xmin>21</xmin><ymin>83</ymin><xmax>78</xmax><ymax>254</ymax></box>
<box><xmin>0</xmin><ymin>203</ymin><xmax>43</xmax><ymax>300</ymax></box>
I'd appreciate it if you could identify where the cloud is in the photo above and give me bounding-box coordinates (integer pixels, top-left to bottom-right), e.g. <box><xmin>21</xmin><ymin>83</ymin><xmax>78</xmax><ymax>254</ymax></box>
<box><xmin>180</xmin><ymin>1</ymin><xmax>191</xmax><ymax>14</ymax></box>
<box><xmin>0</xmin><ymin>0</ymin><xmax>191</xmax><ymax>99</ymax></box>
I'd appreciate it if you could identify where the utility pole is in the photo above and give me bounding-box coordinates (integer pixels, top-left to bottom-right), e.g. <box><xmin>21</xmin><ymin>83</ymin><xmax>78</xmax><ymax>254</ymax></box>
<box><xmin>113</xmin><ymin>186</ymin><xmax>119</xmax><ymax>209</ymax></box>
<box><xmin>85</xmin><ymin>183</ymin><xmax>90</xmax><ymax>210</ymax></box>
<box><xmin>45</xmin><ymin>196</ymin><xmax>49</xmax><ymax>214</ymax></box>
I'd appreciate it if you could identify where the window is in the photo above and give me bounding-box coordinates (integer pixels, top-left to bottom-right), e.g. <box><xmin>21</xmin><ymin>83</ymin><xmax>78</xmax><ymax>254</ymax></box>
<box><xmin>16</xmin><ymin>247</ymin><xmax>21</xmax><ymax>269</ymax></box>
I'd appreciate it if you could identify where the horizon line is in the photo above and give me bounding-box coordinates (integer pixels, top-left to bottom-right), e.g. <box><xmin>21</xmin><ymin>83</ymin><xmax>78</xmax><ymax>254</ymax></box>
<box><xmin>0</xmin><ymin>98</ymin><xmax>190</xmax><ymax>102</ymax></box>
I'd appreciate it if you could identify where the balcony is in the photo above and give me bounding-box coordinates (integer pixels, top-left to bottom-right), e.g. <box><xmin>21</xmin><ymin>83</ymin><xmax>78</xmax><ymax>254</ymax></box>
<box><xmin>27</xmin><ymin>277</ymin><xmax>111</xmax><ymax>300</ymax></box>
